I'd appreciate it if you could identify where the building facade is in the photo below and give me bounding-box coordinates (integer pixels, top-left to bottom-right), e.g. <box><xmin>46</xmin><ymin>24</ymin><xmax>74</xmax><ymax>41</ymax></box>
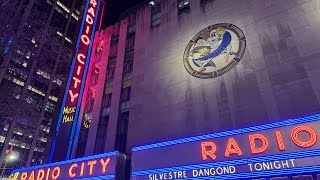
<box><xmin>76</xmin><ymin>0</ymin><xmax>320</xmax><ymax>155</ymax></box>
<box><xmin>0</xmin><ymin>0</ymin><xmax>96</xmax><ymax>176</ymax></box>
<box><xmin>73</xmin><ymin>0</ymin><xmax>320</xmax><ymax>179</ymax></box>
<box><xmin>10</xmin><ymin>0</ymin><xmax>320</xmax><ymax>179</ymax></box>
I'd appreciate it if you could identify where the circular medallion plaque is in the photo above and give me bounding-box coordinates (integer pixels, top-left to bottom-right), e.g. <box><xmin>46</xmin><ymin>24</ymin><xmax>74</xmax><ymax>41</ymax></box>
<box><xmin>183</xmin><ymin>23</ymin><xmax>246</xmax><ymax>79</ymax></box>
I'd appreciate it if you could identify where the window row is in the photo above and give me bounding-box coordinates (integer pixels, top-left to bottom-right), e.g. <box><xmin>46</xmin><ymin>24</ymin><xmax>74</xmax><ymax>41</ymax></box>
<box><xmin>150</xmin><ymin>0</ymin><xmax>192</xmax><ymax>27</ymax></box>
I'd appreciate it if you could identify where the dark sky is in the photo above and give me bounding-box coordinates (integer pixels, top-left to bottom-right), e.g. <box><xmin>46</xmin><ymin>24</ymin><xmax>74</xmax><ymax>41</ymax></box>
<box><xmin>102</xmin><ymin>0</ymin><xmax>146</xmax><ymax>28</ymax></box>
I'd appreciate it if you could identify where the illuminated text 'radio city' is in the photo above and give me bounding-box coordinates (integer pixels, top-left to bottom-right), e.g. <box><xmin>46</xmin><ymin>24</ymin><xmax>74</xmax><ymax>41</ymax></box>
<box><xmin>201</xmin><ymin>125</ymin><xmax>317</xmax><ymax>161</ymax></box>
<box><xmin>62</xmin><ymin>0</ymin><xmax>98</xmax><ymax>123</ymax></box>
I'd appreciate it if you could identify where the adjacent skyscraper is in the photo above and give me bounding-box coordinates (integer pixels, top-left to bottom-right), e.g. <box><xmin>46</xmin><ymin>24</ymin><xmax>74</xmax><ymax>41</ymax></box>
<box><xmin>0</xmin><ymin>0</ymin><xmax>103</xmax><ymax>177</ymax></box>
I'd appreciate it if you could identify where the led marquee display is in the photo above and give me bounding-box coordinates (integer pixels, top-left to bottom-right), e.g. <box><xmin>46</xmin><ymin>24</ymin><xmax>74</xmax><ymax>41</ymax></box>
<box><xmin>131</xmin><ymin>114</ymin><xmax>320</xmax><ymax>180</ymax></box>
<box><xmin>50</xmin><ymin>0</ymin><xmax>101</xmax><ymax>162</ymax></box>
<box><xmin>9</xmin><ymin>152</ymin><xmax>117</xmax><ymax>180</ymax></box>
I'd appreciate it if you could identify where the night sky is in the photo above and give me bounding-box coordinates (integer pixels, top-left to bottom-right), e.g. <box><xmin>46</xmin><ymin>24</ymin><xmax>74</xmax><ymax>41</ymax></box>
<box><xmin>102</xmin><ymin>0</ymin><xmax>147</xmax><ymax>28</ymax></box>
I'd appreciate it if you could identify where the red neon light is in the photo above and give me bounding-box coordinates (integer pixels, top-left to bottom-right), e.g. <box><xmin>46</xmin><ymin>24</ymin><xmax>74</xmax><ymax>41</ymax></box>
<box><xmin>52</xmin><ymin>167</ymin><xmax>61</xmax><ymax>179</ymax></box>
<box><xmin>69</xmin><ymin>164</ymin><xmax>78</xmax><ymax>178</ymax></box>
<box><xmin>100</xmin><ymin>158</ymin><xmax>111</xmax><ymax>173</ymax></box>
<box><xmin>18</xmin><ymin>157</ymin><xmax>111</xmax><ymax>179</ymax></box>
<box><xmin>88</xmin><ymin>160</ymin><xmax>97</xmax><ymax>175</ymax></box>
<box><xmin>275</xmin><ymin>130</ymin><xmax>285</xmax><ymax>151</ymax></box>
<box><xmin>201</xmin><ymin>142</ymin><xmax>217</xmax><ymax>160</ymax></box>
<box><xmin>80</xmin><ymin>162</ymin><xmax>85</xmax><ymax>176</ymax></box>
<box><xmin>200</xmin><ymin>124</ymin><xmax>319</xmax><ymax>162</ymax></box>
<box><xmin>37</xmin><ymin>169</ymin><xmax>45</xmax><ymax>180</ymax></box>
<box><xmin>249</xmin><ymin>134</ymin><xmax>269</xmax><ymax>154</ymax></box>
<box><xmin>224</xmin><ymin>138</ymin><xmax>243</xmax><ymax>158</ymax></box>
<box><xmin>291</xmin><ymin>125</ymin><xmax>317</xmax><ymax>148</ymax></box>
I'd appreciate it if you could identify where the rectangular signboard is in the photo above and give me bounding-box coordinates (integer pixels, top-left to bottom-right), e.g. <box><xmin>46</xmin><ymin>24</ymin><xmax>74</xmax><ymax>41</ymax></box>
<box><xmin>131</xmin><ymin>114</ymin><xmax>320</xmax><ymax>180</ymax></box>
<box><xmin>50</xmin><ymin>0</ymin><xmax>101</xmax><ymax>162</ymax></box>
<box><xmin>9</xmin><ymin>151</ymin><xmax>118</xmax><ymax>180</ymax></box>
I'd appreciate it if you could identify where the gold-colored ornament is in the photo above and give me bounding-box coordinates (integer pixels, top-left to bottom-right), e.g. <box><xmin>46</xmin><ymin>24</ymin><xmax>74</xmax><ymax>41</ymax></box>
<box><xmin>215</xmin><ymin>27</ymin><xmax>226</xmax><ymax>36</ymax></box>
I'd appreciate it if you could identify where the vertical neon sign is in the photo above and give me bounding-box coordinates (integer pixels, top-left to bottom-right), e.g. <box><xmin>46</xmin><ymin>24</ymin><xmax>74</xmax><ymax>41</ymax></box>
<box><xmin>50</xmin><ymin>0</ymin><xmax>101</xmax><ymax>162</ymax></box>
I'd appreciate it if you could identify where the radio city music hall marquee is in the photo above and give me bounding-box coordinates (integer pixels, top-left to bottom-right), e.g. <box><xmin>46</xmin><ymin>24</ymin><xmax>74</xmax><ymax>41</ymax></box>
<box><xmin>50</xmin><ymin>0</ymin><xmax>100</xmax><ymax>162</ymax></box>
<box><xmin>10</xmin><ymin>114</ymin><xmax>320</xmax><ymax>180</ymax></box>
<box><xmin>9</xmin><ymin>152</ymin><xmax>117</xmax><ymax>180</ymax></box>
<box><xmin>131</xmin><ymin>114</ymin><xmax>320</xmax><ymax>180</ymax></box>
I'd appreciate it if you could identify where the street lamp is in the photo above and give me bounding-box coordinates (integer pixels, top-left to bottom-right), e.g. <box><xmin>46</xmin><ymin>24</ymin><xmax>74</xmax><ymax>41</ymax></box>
<box><xmin>7</xmin><ymin>153</ymin><xmax>18</xmax><ymax>161</ymax></box>
<box><xmin>0</xmin><ymin>151</ymin><xmax>19</xmax><ymax>178</ymax></box>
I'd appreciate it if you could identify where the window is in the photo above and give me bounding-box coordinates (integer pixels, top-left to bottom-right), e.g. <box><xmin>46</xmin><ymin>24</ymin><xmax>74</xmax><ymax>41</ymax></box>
<box><xmin>151</xmin><ymin>2</ymin><xmax>161</xmax><ymax>27</ymax></box>
<box><xmin>108</xmin><ymin>42</ymin><xmax>118</xmax><ymax>58</ymax></box>
<box><xmin>115</xmin><ymin>111</ymin><xmax>129</xmax><ymax>153</ymax></box>
<box><xmin>120</xmin><ymin>101</ymin><xmax>130</xmax><ymax>111</ymax></box>
<box><xmin>104</xmin><ymin>81</ymin><xmax>113</xmax><ymax>92</ymax></box>
<box><xmin>111</xmin><ymin>24</ymin><xmax>120</xmax><ymax>40</ymax></box>
<box><xmin>45</xmin><ymin>102</ymin><xmax>55</xmax><ymax>113</ymax></box>
<box><xmin>127</xmin><ymin>25</ymin><xmax>135</xmax><ymax>34</ymax></box>
<box><xmin>125</xmin><ymin>34</ymin><xmax>135</xmax><ymax>51</ymax></box>
<box><xmin>106</xmin><ymin>67</ymin><xmax>115</xmax><ymax>80</ymax></box>
<box><xmin>123</xmin><ymin>51</ymin><xmax>134</xmax><ymax>74</ymax></box>
<box><xmin>102</xmin><ymin>93</ymin><xmax>112</xmax><ymax>107</ymax></box>
<box><xmin>124</xmin><ymin>50</ymin><xmax>134</xmax><ymax>61</ymax></box>
<box><xmin>94</xmin><ymin>115</ymin><xmax>109</xmax><ymax>154</ymax></box>
<box><xmin>123</xmin><ymin>60</ymin><xmax>133</xmax><ymax>74</ymax></box>
<box><xmin>106</xmin><ymin>58</ymin><xmax>116</xmax><ymax>81</ymax></box>
<box><xmin>127</xmin><ymin>15</ymin><xmax>136</xmax><ymax>34</ymax></box>
<box><xmin>75</xmin><ymin>128</ymin><xmax>89</xmax><ymax>158</ymax></box>
<box><xmin>178</xmin><ymin>0</ymin><xmax>190</xmax><ymax>14</ymax></box>
<box><xmin>107</xmin><ymin>57</ymin><xmax>116</xmax><ymax>67</ymax></box>
<box><xmin>121</xmin><ymin>87</ymin><xmax>131</xmax><ymax>102</ymax></box>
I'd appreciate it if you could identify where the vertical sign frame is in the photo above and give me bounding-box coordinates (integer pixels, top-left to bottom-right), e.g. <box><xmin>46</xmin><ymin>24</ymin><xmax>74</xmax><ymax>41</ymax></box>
<box><xmin>49</xmin><ymin>0</ymin><xmax>101</xmax><ymax>162</ymax></box>
<box><xmin>68</xmin><ymin>0</ymin><xmax>102</xmax><ymax>160</ymax></box>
